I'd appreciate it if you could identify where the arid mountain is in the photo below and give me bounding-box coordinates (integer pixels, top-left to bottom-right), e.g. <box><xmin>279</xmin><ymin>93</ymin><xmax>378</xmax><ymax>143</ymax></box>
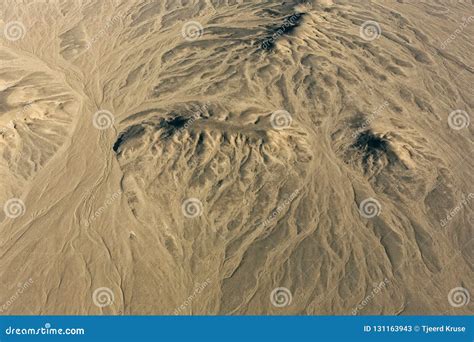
<box><xmin>0</xmin><ymin>0</ymin><xmax>472</xmax><ymax>315</ymax></box>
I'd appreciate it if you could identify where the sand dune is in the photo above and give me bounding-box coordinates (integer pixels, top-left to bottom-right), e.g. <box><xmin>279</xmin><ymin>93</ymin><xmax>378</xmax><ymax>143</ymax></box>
<box><xmin>0</xmin><ymin>0</ymin><xmax>473</xmax><ymax>315</ymax></box>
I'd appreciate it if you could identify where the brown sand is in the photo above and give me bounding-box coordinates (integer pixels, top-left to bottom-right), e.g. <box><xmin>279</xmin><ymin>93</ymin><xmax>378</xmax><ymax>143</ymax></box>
<box><xmin>0</xmin><ymin>0</ymin><xmax>473</xmax><ymax>315</ymax></box>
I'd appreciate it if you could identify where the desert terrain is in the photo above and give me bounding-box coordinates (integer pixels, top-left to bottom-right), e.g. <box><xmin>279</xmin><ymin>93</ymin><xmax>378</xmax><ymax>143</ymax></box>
<box><xmin>0</xmin><ymin>0</ymin><xmax>473</xmax><ymax>315</ymax></box>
